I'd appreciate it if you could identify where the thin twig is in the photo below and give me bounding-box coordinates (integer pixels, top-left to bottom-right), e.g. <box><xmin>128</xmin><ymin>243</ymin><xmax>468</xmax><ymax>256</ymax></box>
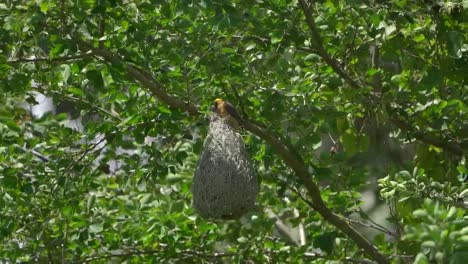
<box><xmin>358</xmin><ymin>209</ymin><xmax>395</xmax><ymax>236</ymax></box>
<box><xmin>17</xmin><ymin>145</ymin><xmax>50</xmax><ymax>162</ymax></box>
<box><xmin>402</xmin><ymin>49</ymin><xmax>439</xmax><ymax>68</ymax></box>
<box><xmin>292</xmin><ymin>186</ymin><xmax>395</xmax><ymax>237</ymax></box>
<box><xmin>420</xmin><ymin>190</ymin><xmax>468</xmax><ymax>209</ymax></box>
<box><xmin>73</xmin><ymin>248</ymin><xmax>233</xmax><ymax>264</ymax></box>
<box><xmin>289</xmin><ymin>185</ymin><xmax>317</xmax><ymax>210</ymax></box>
<box><xmin>343</xmin><ymin>215</ymin><xmax>396</xmax><ymax>237</ymax></box>
<box><xmin>8</xmin><ymin>53</ymin><xmax>93</xmax><ymax>64</ymax></box>
<box><xmin>34</xmin><ymin>87</ymin><xmax>121</xmax><ymax>121</ymax></box>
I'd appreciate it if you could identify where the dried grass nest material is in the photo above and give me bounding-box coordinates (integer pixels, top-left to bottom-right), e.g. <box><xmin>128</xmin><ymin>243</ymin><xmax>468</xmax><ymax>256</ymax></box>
<box><xmin>192</xmin><ymin>115</ymin><xmax>259</xmax><ymax>219</ymax></box>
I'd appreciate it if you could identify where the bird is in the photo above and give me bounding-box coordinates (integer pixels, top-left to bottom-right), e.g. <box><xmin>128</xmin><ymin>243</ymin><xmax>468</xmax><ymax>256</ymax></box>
<box><xmin>212</xmin><ymin>98</ymin><xmax>242</xmax><ymax>129</ymax></box>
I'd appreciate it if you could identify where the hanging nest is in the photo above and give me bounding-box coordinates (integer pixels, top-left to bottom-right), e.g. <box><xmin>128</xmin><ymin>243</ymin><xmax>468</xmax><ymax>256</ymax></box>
<box><xmin>192</xmin><ymin>114</ymin><xmax>259</xmax><ymax>220</ymax></box>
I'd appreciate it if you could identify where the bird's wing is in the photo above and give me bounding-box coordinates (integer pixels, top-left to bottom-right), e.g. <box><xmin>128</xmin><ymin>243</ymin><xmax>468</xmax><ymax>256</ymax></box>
<box><xmin>224</xmin><ymin>102</ymin><xmax>242</xmax><ymax>121</ymax></box>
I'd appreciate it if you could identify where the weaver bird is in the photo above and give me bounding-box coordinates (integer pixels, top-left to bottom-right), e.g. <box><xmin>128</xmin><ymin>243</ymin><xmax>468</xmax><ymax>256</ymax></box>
<box><xmin>212</xmin><ymin>98</ymin><xmax>242</xmax><ymax>129</ymax></box>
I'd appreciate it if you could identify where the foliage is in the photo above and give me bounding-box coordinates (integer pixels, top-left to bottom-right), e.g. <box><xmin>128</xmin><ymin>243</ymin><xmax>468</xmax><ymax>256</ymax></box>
<box><xmin>0</xmin><ymin>0</ymin><xmax>467</xmax><ymax>263</ymax></box>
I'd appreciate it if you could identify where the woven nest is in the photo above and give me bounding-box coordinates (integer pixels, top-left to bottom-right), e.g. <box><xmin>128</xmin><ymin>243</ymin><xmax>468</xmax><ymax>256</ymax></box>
<box><xmin>192</xmin><ymin>115</ymin><xmax>259</xmax><ymax>219</ymax></box>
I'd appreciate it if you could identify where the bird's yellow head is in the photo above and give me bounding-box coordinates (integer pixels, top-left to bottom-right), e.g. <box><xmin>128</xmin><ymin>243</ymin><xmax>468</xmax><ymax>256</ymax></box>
<box><xmin>212</xmin><ymin>98</ymin><xmax>223</xmax><ymax>112</ymax></box>
<box><xmin>213</xmin><ymin>98</ymin><xmax>223</xmax><ymax>108</ymax></box>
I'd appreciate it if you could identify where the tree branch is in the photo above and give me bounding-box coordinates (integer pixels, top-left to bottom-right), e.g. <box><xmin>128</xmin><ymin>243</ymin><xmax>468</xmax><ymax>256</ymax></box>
<box><xmin>390</xmin><ymin>117</ymin><xmax>464</xmax><ymax>156</ymax></box>
<box><xmin>73</xmin><ymin>246</ymin><xmax>376</xmax><ymax>263</ymax></box>
<box><xmin>76</xmin><ymin>40</ymin><xmax>199</xmax><ymax>116</ymax></box>
<box><xmin>420</xmin><ymin>189</ymin><xmax>468</xmax><ymax>209</ymax></box>
<box><xmin>8</xmin><ymin>53</ymin><xmax>93</xmax><ymax>64</ymax></box>
<box><xmin>297</xmin><ymin>0</ymin><xmax>464</xmax><ymax>157</ymax></box>
<box><xmin>73</xmin><ymin>248</ymin><xmax>233</xmax><ymax>264</ymax></box>
<box><xmin>294</xmin><ymin>2</ymin><xmax>393</xmax><ymax>262</ymax></box>
<box><xmin>294</xmin><ymin>1</ymin><xmax>464</xmax><ymax>261</ymax></box>
<box><xmin>344</xmin><ymin>216</ymin><xmax>396</xmax><ymax>237</ymax></box>
<box><xmin>73</xmin><ymin>37</ymin><xmax>391</xmax><ymax>263</ymax></box>
<box><xmin>34</xmin><ymin>87</ymin><xmax>122</xmax><ymax>121</ymax></box>
<box><xmin>297</xmin><ymin>0</ymin><xmax>361</xmax><ymax>89</ymax></box>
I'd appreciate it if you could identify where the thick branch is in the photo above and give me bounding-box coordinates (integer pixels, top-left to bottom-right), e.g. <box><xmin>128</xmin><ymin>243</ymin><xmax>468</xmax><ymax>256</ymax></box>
<box><xmin>75</xmin><ymin>39</ymin><xmax>199</xmax><ymax>116</ymax></box>
<box><xmin>391</xmin><ymin>117</ymin><xmax>464</xmax><ymax>156</ymax></box>
<box><xmin>297</xmin><ymin>0</ymin><xmax>361</xmax><ymax>89</ymax></box>
<box><xmin>296</xmin><ymin>2</ymin><xmax>391</xmax><ymax>263</ymax></box>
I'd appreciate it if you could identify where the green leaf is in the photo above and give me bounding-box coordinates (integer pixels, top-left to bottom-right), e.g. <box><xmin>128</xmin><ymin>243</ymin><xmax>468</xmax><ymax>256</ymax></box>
<box><xmin>86</xmin><ymin>194</ymin><xmax>96</xmax><ymax>213</ymax></box>
<box><xmin>120</xmin><ymin>114</ymin><xmax>140</xmax><ymax>126</ymax></box>
<box><xmin>158</xmin><ymin>105</ymin><xmax>172</xmax><ymax>114</ymax></box>
<box><xmin>88</xmin><ymin>222</ymin><xmax>104</xmax><ymax>234</ymax></box>
<box><xmin>385</xmin><ymin>24</ymin><xmax>397</xmax><ymax>37</ymax></box>
<box><xmin>459</xmin><ymin>188</ymin><xmax>468</xmax><ymax>198</ymax></box>
<box><xmin>314</xmin><ymin>232</ymin><xmax>336</xmax><ymax>254</ymax></box>
<box><xmin>413</xmin><ymin>33</ymin><xmax>425</xmax><ymax>43</ymax></box>
<box><xmin>68</xmin><ymin>87</ymin><xmax>84</xmax><ymax>96</ymax></box>
<box><xmin>39</xmin><ymin>1</ymin><xmax>48</xmax><ymax>13</ymax></box>
<box><xmin>176</xmin><ymin>151</ymin><xmax>188</xmax><ymax>165</ymax></box>
<box><xmin>421</xmin><ymin>240</ymin><xmax>436</xmax><ymax>248</ymax></box>
<box><xmin>414</xmin><ymin>252</ymin><xmax>429</xmax><ymax>264</ymax></box>
<box><xmin>81</xmin><ymin>0</ymin><xmax>96</xmax><ymax>9</ymax></box>
<box><xmin>139</xmin><ymin>194</ymin><xmax>152</xmax><ymax>207</ymax></box>
<box><xmin>237</xmin><ymin>236</ymin><xmax>248</xmax><ymax>243</ymax></box>
<box><xmin>86</xmin><ymin>69</ymin><xmax>104</xmax><ymax>89</ymax></box>
<box><xmin>391</xmin><ymin>74</ymin><xmax>401</xmax><ymax>84</ymax></box>
<box><xmin>413</xmin><ymin>209</ymin><xmax>428</xmax><ymax>218</ymax></box>
<box><xmin>451</xmin><ymin>252</ymin><xmax>468</xmax><ymax>264</ymax></box>
<box><xmin>396</xmin><ymin>170</ymin><xmax>412</xmax><ymax>180</ymax></box>
<box><xmin>245</xmin><ymin>43</ymin><xmax>256</xmax><ymax>51</ymax></box>
<box><xmin>446</xmin><ymin>31</ymin><xmax>464</xmax><ymax>59</ymax></box>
